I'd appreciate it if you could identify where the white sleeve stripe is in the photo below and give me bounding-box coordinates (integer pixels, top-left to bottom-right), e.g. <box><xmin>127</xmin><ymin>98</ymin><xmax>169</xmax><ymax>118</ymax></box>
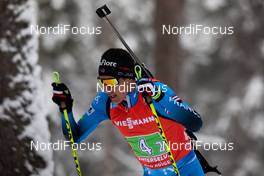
<box><xmin>53</xmin><ymin>90</ymin><xmax>63</xmax><ymax>94</ymax></box>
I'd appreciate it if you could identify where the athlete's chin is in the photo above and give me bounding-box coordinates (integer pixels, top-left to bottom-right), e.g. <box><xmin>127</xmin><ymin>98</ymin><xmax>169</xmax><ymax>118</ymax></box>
<box><xmin>109</xmin><ymin>95</ymin><xmax>124</xmax><ymax>103</ymax></box>
<box><xmin>110</xmin><ymin>97</ymin><xmax>122</xmax><ymax>103</ymax></box>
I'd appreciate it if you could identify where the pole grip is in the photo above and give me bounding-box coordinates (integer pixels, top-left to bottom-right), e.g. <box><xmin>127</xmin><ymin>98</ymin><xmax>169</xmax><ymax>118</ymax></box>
<box><xmin>96</xmin><ymin>4</ymin><xmax>111</xmax><ymax>18</ymax></box>
<box><xmin>52</xmin><ymin>71</ymin><xmax>61</xmax><ymax>84</ymax></box>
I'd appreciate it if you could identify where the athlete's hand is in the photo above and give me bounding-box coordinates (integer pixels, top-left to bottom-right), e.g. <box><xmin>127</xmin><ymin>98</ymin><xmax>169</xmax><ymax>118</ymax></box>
<box><xmin>51</xmin><ymin>82</ymin><xmax>73</xmax><ymax>112</ymax></box>
<box><xmin>137</xmin><ymin>78</ymin><xmax>162</xmax><ymax>100</ymax></box>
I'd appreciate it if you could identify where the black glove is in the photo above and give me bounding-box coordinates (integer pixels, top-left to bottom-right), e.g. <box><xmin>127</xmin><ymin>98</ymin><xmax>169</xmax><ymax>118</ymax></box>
<box><xmin>51</xmin><ymin>82</ymin><xmax>73</xmax><ymax>112</ymax></box>
<box><xmin>137</xmin><ymin>78</ymin><xmax>164</xmax><ymax>101</ymax></box>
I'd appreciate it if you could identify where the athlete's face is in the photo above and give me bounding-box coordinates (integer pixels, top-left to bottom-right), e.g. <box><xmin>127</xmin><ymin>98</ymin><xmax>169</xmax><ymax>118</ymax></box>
<box><xmin>98</xmin><ymin>76</ymin><xmax>136</xmax><ymax>103</ymax></box>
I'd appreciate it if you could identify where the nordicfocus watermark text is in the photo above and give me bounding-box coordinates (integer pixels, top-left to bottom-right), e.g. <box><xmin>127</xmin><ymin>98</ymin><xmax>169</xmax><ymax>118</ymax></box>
<box><xmin>30</xmin><ymin>140</ymin><xmax>234</xmax><ymax>152</ymax></box>
<box><xmin>143</xmin><ymin>140</ymin><xmax>234</xmax><ymax>152</ymax></box>
<box><xmin>162</xmin><ymin>24</ymin><xmax>234</xmax><ymax>35</ymax></box>
<box><xmin>30</xmin><ymin>140</ymin><xmax>102</xmax><ymax>151</ymax></box>
<box><xmin>96</xmin><ymin>82</ymin><xmax>168</xmax><ymax>94</ymax></box>
<box><xmin>31</xmin><ymin>24</ymin><xmax>102</xmax><ymax>35</ymax></box>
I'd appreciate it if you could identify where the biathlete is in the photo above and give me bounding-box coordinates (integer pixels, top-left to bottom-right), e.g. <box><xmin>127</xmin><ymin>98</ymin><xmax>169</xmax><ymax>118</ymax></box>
<box><xmin>52</xmin><ymin>48</ymin><xmax>205</xmax><ymax>176</ymax></box>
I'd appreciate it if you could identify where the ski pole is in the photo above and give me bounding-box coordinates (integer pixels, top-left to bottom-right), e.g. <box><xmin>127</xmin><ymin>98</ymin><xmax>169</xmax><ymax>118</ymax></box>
<box><xmin>96</xmin><ymin>4</ymin><xmax>152</xmax><ymax>78</ymax></box>
<box><xmin>52</xmin><ymin>72</ymin><xmax>82</xmax><ymax>176</ymax></box>
<box><xmin>134</xmin><ymin>66</ymin><xmax>181</xmax><ymax>176</ymax></box>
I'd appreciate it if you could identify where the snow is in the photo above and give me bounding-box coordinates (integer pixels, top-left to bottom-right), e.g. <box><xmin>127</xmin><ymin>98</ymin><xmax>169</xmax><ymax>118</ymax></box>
<box><xmin>51</xmin><ymin>0</ymin><xmax>65</xmax><ymax>10</ymax></box>
<box><xmin>41</xmin><ymin>28</ymin><xmax>69</xmax><ymax>52</ymax></box>
<box><xmin>216</xmin><ymin>97</ymin><xmax>242</xmax><ymax>132</ymax></box>
<box><xmin>234</xmin><ymin>153</ymin><xmax>260</xmax><ymax>176</ymax></box>
<box><xmin>144</xmin><ymin>29</ymin><xmax>154</xmax><ymax>44</ymax></box>
<box><xmin>25</xmin><ymin>160</ymin><xmax>33</xmax><ymax>172</ymax></box>
<box><xmin>112</xmin><ymin>147</ymin><xmax>142</xmax><ymax>173</ymax></box>
<box><xmin>181</xmin><ymin>30</ymin><xmax>216</xmax><ymax>54</ymax></box>
<box><xmin>58</xmin><ymin>53</ymin><xmax>77</xmax><ymax>71</ymax></box>
<box><xmin>249</xmin><ymin>114</ymin><xmax>264</xmax><ymax>139</ymax></box>
<box><xmin>203</xmin><ymin>0</ymin><xmax>226</xmax><ymax>11</ymax></box>
<box><xmin>54</xmin><ymin>162</ymin><xmax>67</xmax><ymax>176</ymax></box>
<box><xmin>213</xmin><ymin>76</ymin><xmax>264</xmax><ymax>136</ymax></box>
<box><xmin>117</xmin><ymin>33</ymin><xmax>138</xmax><ymax>51</ymax></box>
<box><xmin>196</xmin><ymin>133</ymin><xmax>226</xmax><ymax>144</ymax></box>
<box><xmin>0</xmin><ymin>38</ymin><xmax>17</xmax><ymax>52</ymax></box>
<box><xmin>0</xmin><ymin>98</ymin><xmax>17</xmax><ymax>120</ymax></box>
<box><xmin>115</xmin><ymin>0</ymin><xmax>154</xmax><ymax>25</ymax></box>
<box><xmin>181</xmin><ymin>30</ymin><xmax>217</xmax><ymax>67</ymax></box>
<box><xmin>243</xmin><ymin>76</ymin><xmax>264</xmax><ymax>109</ymax></box>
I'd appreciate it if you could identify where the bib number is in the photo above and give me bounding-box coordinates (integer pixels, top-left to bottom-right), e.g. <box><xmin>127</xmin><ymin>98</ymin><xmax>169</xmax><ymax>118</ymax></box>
<box><xmin>126</xmin><ymin>132</ymin><xmax>167</xmax><ymax>157</ymax></box>
<box><xmin>139</xmin><ymin>139</ymin><xmax>152</xmax><ymax>155</ymax></box>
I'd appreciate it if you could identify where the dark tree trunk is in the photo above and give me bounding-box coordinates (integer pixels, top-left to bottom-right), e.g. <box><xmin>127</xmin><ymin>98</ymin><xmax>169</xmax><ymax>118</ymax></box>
<box><xmin>154</xmin><ymin>0</ymin><xmax>185</xmax><ymax>91</ymax></box>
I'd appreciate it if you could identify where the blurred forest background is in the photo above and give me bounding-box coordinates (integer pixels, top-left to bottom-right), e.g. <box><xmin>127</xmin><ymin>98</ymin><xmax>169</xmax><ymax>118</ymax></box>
<box><xmin>0</xmin><ymin>0</ymin><xmax>264</xmax><ymax>175</ymax></box>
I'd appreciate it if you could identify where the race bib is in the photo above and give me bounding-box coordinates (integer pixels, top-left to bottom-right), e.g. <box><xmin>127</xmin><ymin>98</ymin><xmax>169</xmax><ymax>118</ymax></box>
<box><xmin>126</xmin><ymin>132</ymin><xmax>171</xmax><ymax>169</ymax></box>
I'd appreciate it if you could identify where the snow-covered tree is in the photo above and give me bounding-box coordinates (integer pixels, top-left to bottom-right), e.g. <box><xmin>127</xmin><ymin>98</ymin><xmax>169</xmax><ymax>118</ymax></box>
<box><xmin>0</xmin><ymin>0</ymin><xmax>53</xmax><ymax>175</ymax></box>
